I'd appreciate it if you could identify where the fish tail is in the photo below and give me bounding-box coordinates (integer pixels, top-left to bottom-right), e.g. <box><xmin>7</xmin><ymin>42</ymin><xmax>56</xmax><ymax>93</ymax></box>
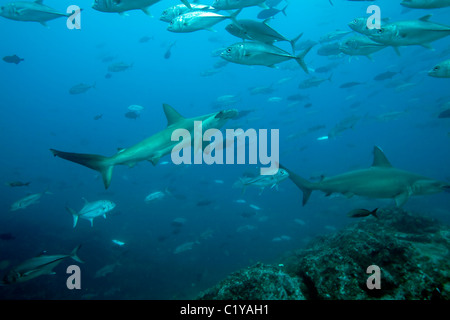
<box><xmin>279</xmin><ymin>164</ymin><xmax>315</xmax><ymax>206</ymax></box>
<box><xmin>66</xmin><ymin>206</ymin><xmax>79</xmax><ymax>228</ymax></box>
<box><xmin>281</xmin><ymin>5</ymin><xmax>288</xmax><ymax>16</ymax></box>
<box><xmin>294</xmin><ymin>46</ymin><xmax>313</xmax><ymax>74</ymax></box>
<box><xmin>70</xmin><ymin>244</ymin><xmax>84</xmax><ymax>263</ymax></box>
<box><xmin>228</xmin><ymin>8</ymin><xmax>242</xmax><ymax>24</ymax></box>
<box><xmin>50</xmin><ymin>149</ymin><xmax>114</xmax><ymax>189</ymax></box>
<box><xmin>289</xmin><ymin>32</ymin><xmax>303</xmax><ymax>54</ymax></box>
<box><xmin>371</xmin><ymin>208</ymin><xmax>379</xmax><ymax>219</ymax></box>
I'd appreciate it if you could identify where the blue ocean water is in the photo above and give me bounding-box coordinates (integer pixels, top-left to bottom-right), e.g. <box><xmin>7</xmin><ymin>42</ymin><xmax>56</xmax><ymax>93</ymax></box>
<box><xmin>0</xmin><ymin>0</ymin><xmax>449</xmax><ymax>299</ymax></box>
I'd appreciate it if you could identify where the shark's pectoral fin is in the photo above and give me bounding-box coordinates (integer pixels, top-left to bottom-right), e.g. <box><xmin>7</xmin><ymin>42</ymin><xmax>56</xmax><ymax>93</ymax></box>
<box><xmin>420</xmin><ymin>43</ymin><xmax>434</xmax><ymax>50</ymax></box>
<box><xmin>126</xmin><ymin>162</ymin><xmax>137</xmax><ymax>168</ymax></box>
<box><xmin>141</xmin><ymin>7</ymin><xmax>152</xmax><ymax>17</ymax></box>
<box><xmin>394</xmin><ymin>192</ymin><xmax>409</xmax><ymax>207</ymax></box>
<box><xmin>343</xmin><ymin>192</ymin><xmax>354</xmax><ymax>198</ymax></box>
<box><xmin>149</xmin><ymin>156</ymin><xmax>161</xmax><ymax>166</ymax></box>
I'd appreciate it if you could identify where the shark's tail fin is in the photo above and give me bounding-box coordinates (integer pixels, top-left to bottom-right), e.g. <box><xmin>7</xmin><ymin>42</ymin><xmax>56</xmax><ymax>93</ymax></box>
<box><xmin>279</xmin><ymin>164</ymin><xmax>315</xmax><ymax>206</ymax></box>
<box><xmin>294</xmin><ymin>46</ymin><xmax>313</xmax><ymax>74</ymax></box>
<box><xmin>50</xmin><ymin>149</ymin><xmax>114</xmax><ymax>189</ymax></box>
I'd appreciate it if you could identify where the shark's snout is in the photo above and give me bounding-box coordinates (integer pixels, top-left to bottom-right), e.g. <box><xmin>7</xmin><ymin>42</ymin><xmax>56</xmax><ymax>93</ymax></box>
<box><xmin>215</xmin><ymin>109</ymin><xmax>238</xmax><ymax>120</ymax></box>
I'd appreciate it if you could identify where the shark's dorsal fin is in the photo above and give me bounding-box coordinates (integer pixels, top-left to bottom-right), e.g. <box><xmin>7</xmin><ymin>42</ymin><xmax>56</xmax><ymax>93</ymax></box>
<box><xmin>372</xmin><ymin>146</ymin><xmax>392</xmax><ymax>168</ymax></box>
<box><xmin>163</xmin><ymin>104</ymin><xmax>184</xmax><ymax>126</ymax></box>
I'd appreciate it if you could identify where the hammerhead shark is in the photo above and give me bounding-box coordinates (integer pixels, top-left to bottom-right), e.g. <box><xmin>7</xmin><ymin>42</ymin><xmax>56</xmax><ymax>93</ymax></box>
<box><xmin>50</xmin><ymin>104</ymin><xmax>238</xmax><ymax>189</ymax></box>
<box><xmin>281</xmin><ymin>146</ymin><xmax>449</xmax><ymax>207</ymax></box>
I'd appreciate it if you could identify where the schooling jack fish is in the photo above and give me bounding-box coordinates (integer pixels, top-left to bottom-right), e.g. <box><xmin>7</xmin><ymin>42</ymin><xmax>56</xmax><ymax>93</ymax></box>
<box><xmin>1</xmin><ymin>245</ymin><xmax>83</xmax><ymax>284</ymax></box>
<box><xmin>0</xmin><ymin>0</ymin><xmax>72</xmax><ymax>26</ymax></box>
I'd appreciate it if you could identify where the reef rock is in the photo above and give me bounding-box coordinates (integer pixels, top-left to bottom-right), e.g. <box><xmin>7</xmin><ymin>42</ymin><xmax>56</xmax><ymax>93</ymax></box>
<box><xmin>197</xmin><ymin>263</ymin><xmax>304</xmax><ymax>300</ymax></box>
<box><xmin>198</xmin><ymin>208</ymin><xmax>449</xmax><ymax>300</ymax></box>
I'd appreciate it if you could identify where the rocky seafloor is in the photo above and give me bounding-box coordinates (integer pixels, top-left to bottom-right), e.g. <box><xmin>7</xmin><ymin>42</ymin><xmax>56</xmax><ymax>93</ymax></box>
<box><xmin>197</xmin><ymin>208</ymin><xmax>450</xmax><ymax>300</ymax></box>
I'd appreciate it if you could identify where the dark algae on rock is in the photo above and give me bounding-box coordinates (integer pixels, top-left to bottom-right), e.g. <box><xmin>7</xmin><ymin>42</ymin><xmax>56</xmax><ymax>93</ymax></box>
<box><xmin>197</xmin><ymin>263</ymin><xmax>305</xmax><ymax>300</ymax></box>
<box><xmin>198</xmin><ymin>208</ymin><xmax>449</xmax><ymax>300</ymax></box>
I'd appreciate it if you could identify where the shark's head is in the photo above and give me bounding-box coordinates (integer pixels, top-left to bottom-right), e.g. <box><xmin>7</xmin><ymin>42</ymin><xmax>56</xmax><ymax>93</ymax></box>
<box><xmin>2</xmin><ymin>270</ymin><xmax>21</xmax><ymax>284</ymax></box>
<box><xmin>0</xmin><ymin>4</ymin><xmax>15</xmax><ymax>18</ymax></box>
<box><xmin>201</xmin><ymin>109</ymin><xmax>238</xmax><ymax>132</ymax></box>
<box><xmin>412</xmin><ymin>179</ymin><xmax>449</xmax><ymax>196</ymax></box>
<box><xmin>214</xmin><ymin>109</ymin><xmax>239</xmax><ymax>120</ymax></box>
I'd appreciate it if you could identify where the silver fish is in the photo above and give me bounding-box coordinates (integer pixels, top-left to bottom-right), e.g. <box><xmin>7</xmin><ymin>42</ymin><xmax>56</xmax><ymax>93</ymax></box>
<box><xmin>221</xmin><ymin>41</ymin><xmax>312</xmax><ymax>73</ymax></box>
<box><xmin>233</xmin><ymin>169</ymin><xmax>289</xmax><ymax>194</ymax></box>
<box><xmin>428</xmin><ymin>59</ymin><xmax>450</xmax><ymax>78</ymax></box>
<box><xmin>66</xmin><ymin>198</ymin><xmax>116</xmax><ymax>228</ymax></box>
<box><xmin>92</xmin><ymin>0</ymin><xmax>160</xmax><ymax>16</ymax></box>
<box><xmin>0</xmin><ymin>0</ymin><xmax>71</xmax><ymax>26</ymax></box>
<box><xmin>2</xmin><ymin>245</ymin><xmax>83</xmax><ymax>284</ymax></box>
<box><xmin>10</xmin><ymin>188</ymin><xmax>51</xmax><ymax>211</ymax></box>
<box><xmin>69</xmin><ymin>83</ymin><xmax>95</xmax><ymax>95</ymax></box>
<box><xmin>212</xmin><ymin>0</ymin><xmax>267</xmax><ymax>10</ymax></box>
